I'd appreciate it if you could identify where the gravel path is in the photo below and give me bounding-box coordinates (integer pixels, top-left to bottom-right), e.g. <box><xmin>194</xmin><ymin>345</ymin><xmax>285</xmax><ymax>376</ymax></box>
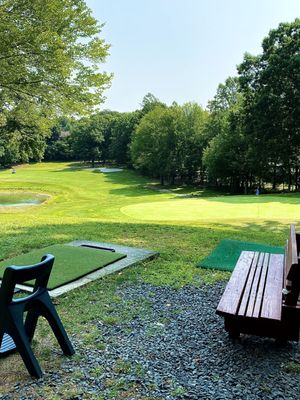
<box><xmin>2</xmin><ymin>282</ymin><xmax>300</xmax><ymax>399</ymax></box>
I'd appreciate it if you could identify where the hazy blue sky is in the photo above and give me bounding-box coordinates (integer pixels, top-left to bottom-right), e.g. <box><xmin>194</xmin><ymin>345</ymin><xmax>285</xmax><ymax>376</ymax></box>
<box><xmin>86</xmin><ymin>0</ymin><xmax>300</xmax><ymax>112</ymax></box>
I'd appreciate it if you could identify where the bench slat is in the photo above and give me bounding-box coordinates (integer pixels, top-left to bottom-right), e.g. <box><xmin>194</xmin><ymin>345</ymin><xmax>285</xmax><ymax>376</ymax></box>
<box><xmin>216</xmin><ymin>251</ymin><xmax>254</xmax><ymax>316</ymax></box>
<box><xmin>252</xmin><ymin>253</ymin><xmax>270</xmax><ymax>318</ymax></box>
<box><xmin>237</xmin><ymin>252</ymin><xmax>259</xmax><ymax>317</ymax></box>
<box><xmin>245</xmin><ymin>252</ymin><xmax>265</xmax><ymax>318</ymax></box>
<box><xmin>260</xmin><ymin>253</ymin><xmax>284</xmax><ymax>320</ymax></box>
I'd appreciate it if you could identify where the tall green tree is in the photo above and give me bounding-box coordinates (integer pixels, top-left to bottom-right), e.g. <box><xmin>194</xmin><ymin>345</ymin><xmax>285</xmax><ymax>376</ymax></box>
<box><xmin>0</xmin><ymin>0</ymin><xmax>111</xmax><ymax>115</ymax></box>
<box><xmin>140</xmin><ymin>93</ymin><xmax>166</xmax><ymax>115</ymax></box>
<box><xmin>44</xmin><ymin>118</ymin><xmax>73</xmax><ymax>161</ymax></box>
<box><xmin>0</xmin><ymin>0</ymin><xmax>111</xmax><ymax>166</ymax></box>
<box><xmin>175</xmin><ymin>102</ymin><xmax>208</xmax><ymax>183</ymax></box>
<box><xmin>203</xmin><ymin>77</ymin><xmax>249</xmax><ymax>192</ymax></box>
<box><xmin>71</xmin><ymin>115</ymin><xmax>105</xmax><ymax>167</ymax></box>
<box><xmin>238</xmin><ymin>19</ymin><xmax>300</xmax><ymax>190</ymax></box>
<box><xmin>131</xmin><ymin>106</ymin><xmax>179</xmax><ymax>185</ymax></box>
<box><xmin>131</xmin><ymin>103</ymin><xmax>207</xmax><ymax>185</ymax></box>
<box><xmin>109</xmin><ymin>111</ymin><xmax>141</xmax><ymax>165</ymax></box>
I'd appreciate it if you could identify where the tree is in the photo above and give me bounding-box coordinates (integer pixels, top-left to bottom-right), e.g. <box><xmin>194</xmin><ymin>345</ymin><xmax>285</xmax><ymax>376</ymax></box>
<box><xmin>131</xmin><ymin>106</ymin><xmax>179</xmax><ymax>185</ymax></box>
<box><xmin>203</xmin><ymin>116</ymin><xmax>248</xmax><ymax>193</ymax></box>
<box><xmin>0</xmin><ymin>0</ymin><xmax>111</xmax><ymax>115</ymax></box>
<box><xmin>175</xmin><ymin>102</ymin><xmax>208</xmax><ymax>183</ymax></box>
<box><xmin>71</xmin><ymin>115</ymin><xmax>105</xmax><ymax>167</ymax></box>
<box><xmin>0</xmin><ymin>0</ymin><xmax>111</xmax><ymax>166</ymax></box>
<box><xmin>131</xmin><ymin>103</ymin><xmax>207</xmax><ymax>185</ymax></box>
<box><xmin>44</xmin><ymin>118</ymin><xmax>73</xmax><ymax>161</ymax></box>
<box><xmin>203</xmin><ymin>78</ymin><xmax>249</xmax><ymax>192</ymax></box>
<box><xmin>0</xmin><ymin>101</ymin><xmax>50</xmax><ymax>166</ymax></box>
<box><xmin>140</xmin><ymin>93</ymin><xmax>166</xmax><ymax>115</ymax></box>
<box><xmin>238</xmin><ymin>19</ymin><xmax>300</xmax><ymax>190</ymax></box>
<box><xmin>109</xmin><ymin>112</ymin><xmax>141</xmax><ymax>165</ymax></box>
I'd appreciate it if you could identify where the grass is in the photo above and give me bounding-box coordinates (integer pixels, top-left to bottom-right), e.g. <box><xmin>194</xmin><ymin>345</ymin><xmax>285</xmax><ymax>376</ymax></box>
<box><xmin>121</xmin><ymin>195</ymin><xmax>300</xmax><ymax>222</ymax></box>
<box><xmin>0</xmin><ymin>162</ymin><xmax>299</xmax><ymax>397</ymax></box>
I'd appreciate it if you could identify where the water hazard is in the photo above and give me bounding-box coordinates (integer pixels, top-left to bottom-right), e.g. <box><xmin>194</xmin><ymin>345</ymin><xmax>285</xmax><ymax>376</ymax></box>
<box><xmin>0</xmin><ymin>192</ymin><xmax>48</xmax><ymax>207</ymax></box>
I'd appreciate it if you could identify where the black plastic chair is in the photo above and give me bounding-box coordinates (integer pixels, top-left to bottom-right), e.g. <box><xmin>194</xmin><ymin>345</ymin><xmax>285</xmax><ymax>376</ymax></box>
<box><xmin>0</xmin><ymin>254</ymin><xmax>75</xmax><ymax>378</ymax></box>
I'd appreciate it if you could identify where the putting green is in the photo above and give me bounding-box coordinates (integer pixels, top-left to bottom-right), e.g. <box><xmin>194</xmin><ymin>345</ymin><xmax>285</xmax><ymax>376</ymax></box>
<box><xmin>0</xmin><ymin>244</ymin><xmax>126</xmax><ymax>290</ymax></box>
<box><xmin>121</xmin><ymin>195</ymin><xmax>300</xmax><ymax>222</ymax></box>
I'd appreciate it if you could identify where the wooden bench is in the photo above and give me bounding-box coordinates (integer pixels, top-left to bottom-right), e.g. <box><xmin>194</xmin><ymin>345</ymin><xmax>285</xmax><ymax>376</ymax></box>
<box><xmin>216</xmin><ymin>225</ymin><xmax>300</xmax><ymax>341</ymax></box>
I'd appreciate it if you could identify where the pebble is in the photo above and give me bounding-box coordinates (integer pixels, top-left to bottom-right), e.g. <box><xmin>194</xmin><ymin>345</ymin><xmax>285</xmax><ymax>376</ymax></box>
<box><xmin>2</xmin><ymin>282</ymin><xmax>300</xmax><ymax>399</ymax></box>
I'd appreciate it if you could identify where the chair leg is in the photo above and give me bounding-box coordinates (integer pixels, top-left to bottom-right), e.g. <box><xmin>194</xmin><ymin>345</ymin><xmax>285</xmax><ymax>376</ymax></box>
<box><xmin>8</xmin><ymin>315</ymin><xmax>42</xmax><ymax>378</ymax></box>
<box><xmin>24</xmin><ymin>308</ymin><xmax>39</xmax><ymax>341</ymax></box>
<box><xmin>0</xmin><ymin>328</ymin><xmax>5</xmax><ymax>352</ymax></box>
<box><xmin>43</xmin><ymin>302</ymin><xmax>75</xmax><ymax>356</ymax></box>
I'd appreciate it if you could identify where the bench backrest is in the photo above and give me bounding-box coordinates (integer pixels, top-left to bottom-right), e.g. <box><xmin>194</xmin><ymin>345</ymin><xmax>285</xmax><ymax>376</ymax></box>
<box><xmin>284</xmin><ymin>224</ymin><xmax>300</xmax><ymax>306</ymax></box>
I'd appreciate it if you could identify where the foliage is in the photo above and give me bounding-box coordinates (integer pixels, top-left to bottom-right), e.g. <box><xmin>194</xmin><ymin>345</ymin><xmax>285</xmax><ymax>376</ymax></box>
<box><xmin>44</xmin><ymin>118</ymin><xmax>73</xmax><ymax>161</ymax></box>
<box><xmin>71</xmin><ymin>114</ymin><xmax>106</xmax><ymax>166</ymax></box>
<box><xmin>0</xmin><ymin>0</ymin><xmax>111</xmax><ymax>116</ymax></box>
<box><xmin>140</xmin><ymin>92</ymin><xmax>166</xmax><ymax>115</ymax></box>
<box><xmin>109</xmin><ymin>111</ymin><xmax>141</xmax><ymax>165</ymax></box>
<box><xmin>203</xmin><ymin>79</ymin><xmax>248</xmax><ymax>192</ymax></box>
<box><xmin>131</xmin><ymin>103</ymin><xmax>207</xmax><ymax>185</ymax></box>
<box><xmin>238</xmin><ymin>19</ymin><xmax>300</xmax><ymax>190</ymax></box>
<box><xmin>131</xmin><ymin>106</ymin><xmax>179</xmax><ymax>184</ymax></box>
<box><xmin>0</xmin><ymin>0</ymin><xmax>111</xmax><ymax>167</ymax></box>
<box><xmin>175</xmin><ymin>102</ymin><xmax>208</xmax><ymax>183</ymax></box>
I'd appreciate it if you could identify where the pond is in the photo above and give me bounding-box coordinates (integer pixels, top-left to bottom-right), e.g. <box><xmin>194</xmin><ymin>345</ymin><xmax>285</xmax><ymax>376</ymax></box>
<box><xmin>0</xmin><ymin>192</ymin><xmax>49</xmax><ymax>207</ymax></box>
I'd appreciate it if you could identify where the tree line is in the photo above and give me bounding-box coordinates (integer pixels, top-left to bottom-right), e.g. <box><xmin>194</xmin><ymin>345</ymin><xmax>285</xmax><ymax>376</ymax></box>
<box><xmin>0</xmin><ymin>2</ymin><xmax>299</xmax><ymax>193</ymax></box>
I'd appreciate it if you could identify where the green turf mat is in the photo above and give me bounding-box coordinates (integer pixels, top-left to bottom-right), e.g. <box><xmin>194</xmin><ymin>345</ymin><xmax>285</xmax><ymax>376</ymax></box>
<box><xmin>197</xmin><ymin>239</ymin><xmax>284</xmax><ymax>272</ymax></box>
<box><xmin>0</xmin><ymin>244</ymin><xmax>126</xmax><ymax>290</ymax></box>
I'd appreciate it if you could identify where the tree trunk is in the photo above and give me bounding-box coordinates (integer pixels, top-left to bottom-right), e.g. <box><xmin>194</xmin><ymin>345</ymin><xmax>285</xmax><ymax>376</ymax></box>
<box><xmin>272</xmin><ymin>163</ymin><xmax>277</xmax><ymax>190</ymax></box>
<box><xmin>244</xmin><ymin>179</ymin><xmax>248</xmax><ymax>194</ymax></box>
<box><xmin>288</xmin><ymin>164</ymin><xmax>292</xmax><ymax>192</ymax></box>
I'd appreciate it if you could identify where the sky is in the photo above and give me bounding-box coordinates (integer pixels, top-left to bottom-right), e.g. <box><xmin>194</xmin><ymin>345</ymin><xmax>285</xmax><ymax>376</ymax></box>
<box><xmin>86</xmin><ymin>0</ymin><xmax>300</xmax><ymax>112</ymax></box>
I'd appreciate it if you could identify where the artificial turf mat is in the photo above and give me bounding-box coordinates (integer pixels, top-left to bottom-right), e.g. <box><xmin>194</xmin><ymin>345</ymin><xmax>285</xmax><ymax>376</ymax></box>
<box><xmin>197</xmin><ymin>239</ymin><xmax>284</xmax><ymax>272</ymax></box>
<box><xmin>0</xmin><ymin>244</ymin><xmax>126</xmax><ymax>290</ymax></box>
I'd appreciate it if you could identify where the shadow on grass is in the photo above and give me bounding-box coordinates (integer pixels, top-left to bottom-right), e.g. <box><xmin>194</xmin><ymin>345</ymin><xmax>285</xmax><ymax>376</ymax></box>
<box><xmin>0</xmin><ymin>219</ymin><xmax>290</xmax><ymax>263</ymax></box>
<box><xmin>201</xmin><ymin>193</ymin><xmax>300</xmax><ymax>204</ymax></box>
<box><xmin>49</xmin><ymin>161</ymin><xmax>100</xmax><ymax>172</ymax></box>
<box><xmin>102</xmin><ymin>170</ymin><xmax>166</xmax><ymax>198</ymax></box>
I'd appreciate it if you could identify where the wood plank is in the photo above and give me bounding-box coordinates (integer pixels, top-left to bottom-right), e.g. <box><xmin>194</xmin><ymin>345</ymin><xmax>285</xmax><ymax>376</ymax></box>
<box><xmin>237</xmin><ymin>252</ymin><xmax>259</xmax><ymax>317</ymax></box>
<box><xmin>245</xmin><ymin>252</ymin><xmax>265</xmax><ymax>318</ymax></box>
<box><xmin>252</xmin><ymin>252</ymin><xmax>270</xmax><ymax>318</ymax></box>
<box><xmin>260</xmin><ymin>253</ymin><xmax>284</xmax><ymax>320</ymax></box>
<box><xmin>216</xmin><ymin>251</ymin><xmax>254</xmax><ymax>316</ymax></box>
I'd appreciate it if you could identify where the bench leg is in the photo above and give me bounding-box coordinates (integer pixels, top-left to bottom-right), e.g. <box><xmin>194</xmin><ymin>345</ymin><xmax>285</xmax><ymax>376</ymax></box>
<box><xmin>224</xmin><ymin>318</ymin><xmax>240</xmax><ymax>339</ymax></box>
<box><xmin>228</xmin><ymin>329</ymin><xmax>240</xmax><ymax>339</ymax></box>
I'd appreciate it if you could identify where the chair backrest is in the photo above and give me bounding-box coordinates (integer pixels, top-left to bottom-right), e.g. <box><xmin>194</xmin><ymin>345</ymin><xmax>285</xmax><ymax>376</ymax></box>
<box><xmin>0</xmin><ymin>254</ymin><xmax>54</xmax><ymax>304</ymax></box>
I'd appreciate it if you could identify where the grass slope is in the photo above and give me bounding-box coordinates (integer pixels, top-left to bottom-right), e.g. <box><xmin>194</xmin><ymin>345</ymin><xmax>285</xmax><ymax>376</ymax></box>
<box><xmin>0</xmin><ymin>162</ymin><xmax>299</xmax><ymax>395</ymax></box>
<box><xmin>0</xmin><ymin>244</ymin><xmax>125</xmax><ymax>289</ymax></box>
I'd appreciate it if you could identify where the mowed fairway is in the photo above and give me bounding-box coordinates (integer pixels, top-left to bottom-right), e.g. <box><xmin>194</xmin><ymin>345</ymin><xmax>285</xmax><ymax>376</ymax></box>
<box><xmin>121</xmin><ymin>195</ymin><xmax>300</xmax><ymax>222</ymax></box>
